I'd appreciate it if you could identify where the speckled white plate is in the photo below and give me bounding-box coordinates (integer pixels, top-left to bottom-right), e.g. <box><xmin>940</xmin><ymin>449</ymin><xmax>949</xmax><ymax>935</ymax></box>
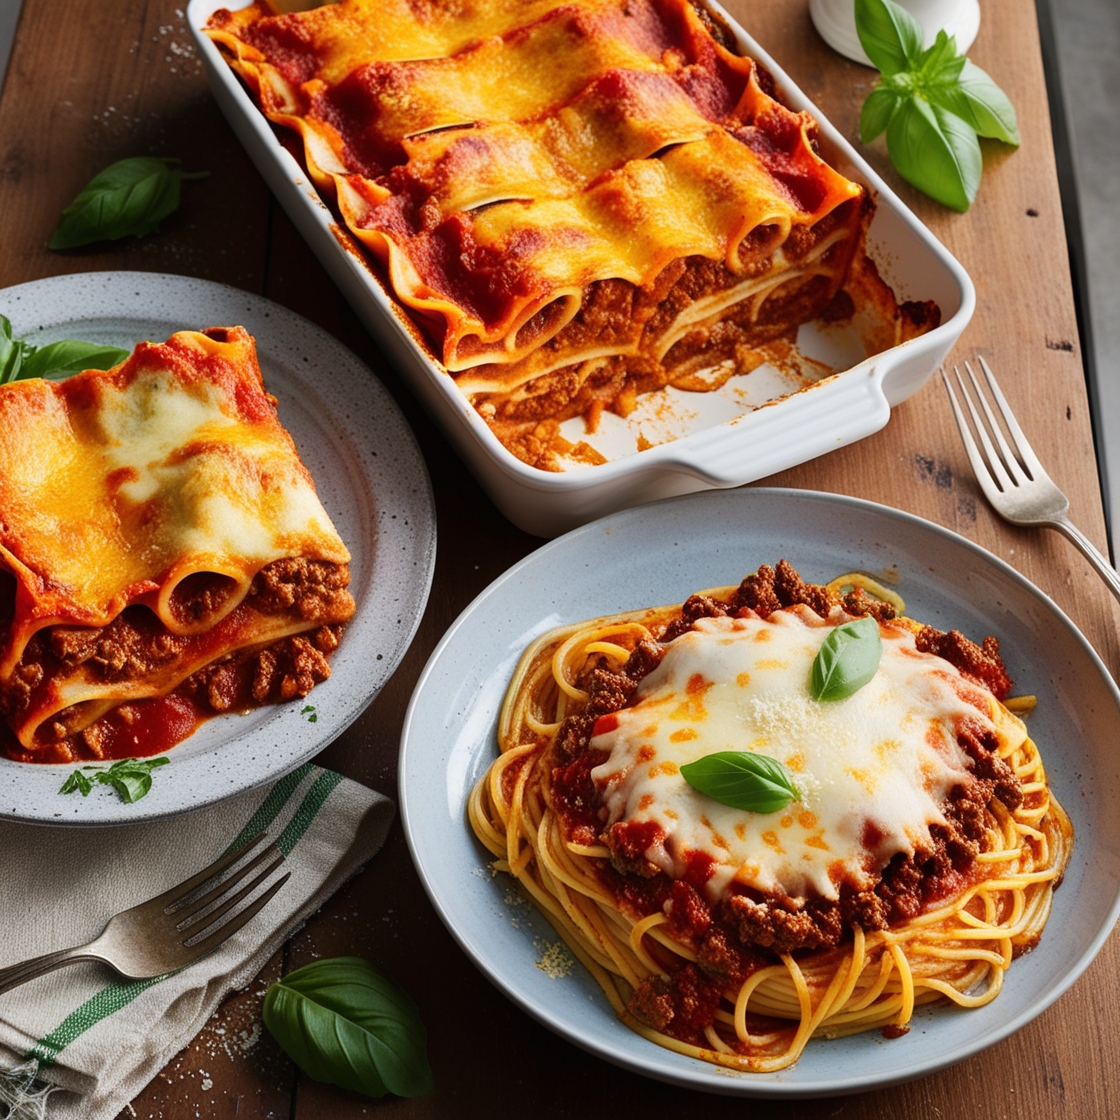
<box><xmin>401</xmin><ymin>487</ymin><xmax>1120</xmax><ymax>1097</ymax></box>
<box><xmin>0</xmin><ymin>271</ymin><xmax>436</xmax><ymax>825</ymax></box>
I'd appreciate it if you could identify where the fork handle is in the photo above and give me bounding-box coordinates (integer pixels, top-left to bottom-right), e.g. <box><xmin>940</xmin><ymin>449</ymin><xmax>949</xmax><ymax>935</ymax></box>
<box><xmin>0</xmin><ymin>943</ymin><xmax>107</xmax><ymax>995</ymax></box>
<box><xmin>1050</xmin><ymin>515</ymin><xmax>1120</xmax><ymax>605</ymax></box>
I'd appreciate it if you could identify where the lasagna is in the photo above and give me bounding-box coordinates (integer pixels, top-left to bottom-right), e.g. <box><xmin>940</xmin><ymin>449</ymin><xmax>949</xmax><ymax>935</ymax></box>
<box><xmin>469</xmin><ymin>561</ymin><xmax>1070</xmax><ymax>1071</ymax></box>
<box><xmin>205</xmin><ymin>0</ymin><xmax>939</xmax><ymax>469</ymax></box>
<box><xmin>0</xmin><ymin>326</ymin><xmax>355</xmax><ymax>765</ymax></box>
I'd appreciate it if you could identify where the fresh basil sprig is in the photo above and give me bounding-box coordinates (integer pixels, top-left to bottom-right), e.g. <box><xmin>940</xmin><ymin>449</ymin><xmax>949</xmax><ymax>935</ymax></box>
<box><xmin>263</xmin><ymin>957</ymin><xmax>434</xmax><ymax>1099</ymax></box>
<box><xmin>680</xmin><ymin>751</ymin><xmax>799</xmax><ymax>814</ymax></box>
<box><xmin>0</xmin><ymin>315</ymin><xmax>128</xmax><ymax>384</ymax></box>
<box><xmin>856</xmin><ymin>0</ymin><xmax>1019</xmax><ymax>211</ymax></box>
<box><xmin>59</xmin><ymin>757</ymin><xmax>170</xmax><ymax>803</ymax></box>
<box><xmin>810</xmin><ymin>616</ymin><xmax>883</xmax><ymax>702</ymax></box>
<box><xmin>49</xmin><ymin>156</ymin><xmax>207</xmax><ymax>250</ymax></box>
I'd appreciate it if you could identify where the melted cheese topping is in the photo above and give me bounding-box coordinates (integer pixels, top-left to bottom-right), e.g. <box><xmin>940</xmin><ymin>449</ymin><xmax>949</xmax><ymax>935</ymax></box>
<box><xmin>590</xmin><ymin>608</ymin><xmax>1024</xmax><ymax>903</ymax></box>
<box><xmin>0</xmin><ymin>327</ymin><xmax>349</xmax><ymax>678</ymax></box>
<box><xmin>207</xmin><ymin>0</ymin><xmax>863</xmax><ymax>376</ymax></box>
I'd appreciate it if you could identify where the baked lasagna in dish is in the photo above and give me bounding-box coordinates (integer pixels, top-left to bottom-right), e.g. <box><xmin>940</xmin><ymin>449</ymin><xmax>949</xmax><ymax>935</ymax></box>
<box><xmin>205</xmin><ymin>0</ymin><xmax>939</xmax><ymax>469</ymax></box>
<box><xmin>470</xmin><ymin>561</ymin><xmax>1070</xmax><ymax>1071</ymax></box>
<box><xmin>0</xmin><ymin>326</ymin><xmax>355</xmax><ymax>765</ymax></box>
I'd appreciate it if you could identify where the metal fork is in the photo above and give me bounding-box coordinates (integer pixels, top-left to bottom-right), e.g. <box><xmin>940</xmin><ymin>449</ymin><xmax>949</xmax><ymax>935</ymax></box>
<box><xmin>942</xmin><ymin>356</ymin><xmax>1120</xmax><ymax>604</ymax></box>
<box><xmin>0</xmin><ymin>834</ymin><xmax>289</xmax><ymax>995</ymax></box>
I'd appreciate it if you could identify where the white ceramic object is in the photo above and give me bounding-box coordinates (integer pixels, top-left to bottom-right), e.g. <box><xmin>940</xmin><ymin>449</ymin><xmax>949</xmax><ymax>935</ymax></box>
<box><xmin>400</xmin><ymin>487</ymin><xmax>1120</xmax><ymax>1095</ymax></box>
<box><xmin>810</xmin><ymin>0</ymin><xmax>981</xmax><ymax>67</ymax></box>
<box><xmin>0</xmin><ymin>272</ymin><xmax>437</xmax><ymax>826</ymax></box>
<box><xmin>187</xmin><ymin>0</ymin><xmax>976</xmax><ymax>538</ymax></box>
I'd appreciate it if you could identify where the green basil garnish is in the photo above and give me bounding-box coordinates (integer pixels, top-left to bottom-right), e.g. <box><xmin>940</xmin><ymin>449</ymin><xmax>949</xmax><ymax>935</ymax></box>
<box><xmin>18</xmin><ymin>339</ymin><xmax>130</xmax><ymax>381</ymax></box>
<box><xmin>679</xmin><ymin>751</ymin><xmax>799</xmax><ymax>814</ymax></box>
<box><xmin>263</xmin><ymin>957</ymin><xmax>434</xmax><ymax>1099</ymax></box>
<box><xmin>0</xmin><ymin>315</ymin><xmax>27</xmax><ymax>383</ymax></box>
<box><xmin>49</xmin><ymin>156</ymin><xmax>206</xmax><ymax>250</ymax></box>
<box><xmin>811</xmin><ymin>616</ymin><xmax>883</xmax><ymax>702</ymax></box>
<box><xmin>855</xmin><ymin>0</ymin><xmax>924</xmax><ymax>75</ymax></box>
<box><xmin>0</xmin><ymin>315</ymin><xmax>128</xmax><ymax>385</ymax></box>
<box><xmin>855</xmin><ymin>0</ymin><xmax>1018</xmax><ymax>211</ymax></box>
<box><xmin>59</xmin><ymin>757</ymin><xmax>170</xmax><ymax>803</ymax></box>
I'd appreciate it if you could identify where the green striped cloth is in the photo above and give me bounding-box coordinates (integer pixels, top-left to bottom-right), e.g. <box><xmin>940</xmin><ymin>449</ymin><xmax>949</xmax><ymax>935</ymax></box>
<box><xmin>0</xmin><ymin>763</ymin><xmax>393</xmax><ymax>1120</ymax></box>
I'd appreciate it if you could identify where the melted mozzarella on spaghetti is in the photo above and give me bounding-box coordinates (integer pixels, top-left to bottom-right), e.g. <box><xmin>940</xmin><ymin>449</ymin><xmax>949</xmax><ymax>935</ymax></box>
<box><xmin>590</xmin><ymin>607</ymin><xmax>1025</xmax><ymax>902</ymax></box>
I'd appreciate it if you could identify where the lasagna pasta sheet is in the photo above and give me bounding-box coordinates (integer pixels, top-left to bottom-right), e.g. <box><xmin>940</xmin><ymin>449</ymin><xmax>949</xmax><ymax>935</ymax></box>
<box><xmin>0</xmin><ymin>327</ymin><xmax>354</xmax><ymax>753</ymax></box>
<box><xmin>206</xmin><ymin>0</ymin><xmax>915</xmax><ymax>468</ymax></box>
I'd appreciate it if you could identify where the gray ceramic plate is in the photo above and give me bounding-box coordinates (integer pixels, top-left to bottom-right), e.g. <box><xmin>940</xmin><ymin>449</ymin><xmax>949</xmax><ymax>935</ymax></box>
<box><xmin>400</xmin><ymin>487</ymin><xmax>1120</xmax><ymax>1097</ymax></box>
<box><xmin>1</xmin><ymin>272</ymin><xmax>436</xmax><ymax>825</ymax></box>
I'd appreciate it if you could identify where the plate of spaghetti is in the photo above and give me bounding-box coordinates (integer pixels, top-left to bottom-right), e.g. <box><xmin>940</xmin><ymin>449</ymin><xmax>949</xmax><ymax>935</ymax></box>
<box><xmin>400</xmin><ymin>488</ymin><xmax>1120</xmax><ymax>1095</ymax></box>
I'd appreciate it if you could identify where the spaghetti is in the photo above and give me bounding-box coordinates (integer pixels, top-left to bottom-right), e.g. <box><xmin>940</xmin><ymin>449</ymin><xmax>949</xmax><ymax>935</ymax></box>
<box><xmin>468</xmin><ymin>561</ymin><xmax>1071</xmax><ymax>1071</ymax></box>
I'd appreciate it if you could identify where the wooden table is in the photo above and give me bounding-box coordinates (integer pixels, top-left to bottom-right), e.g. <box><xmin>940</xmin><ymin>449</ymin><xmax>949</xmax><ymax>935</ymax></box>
<box><xmin>2</xmin><ymin>0</ymin><xmax>1118</xmax><ymax>1116</ymax></box>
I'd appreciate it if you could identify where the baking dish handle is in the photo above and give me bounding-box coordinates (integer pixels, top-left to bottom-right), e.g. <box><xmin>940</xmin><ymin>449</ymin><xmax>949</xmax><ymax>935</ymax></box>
<box><xmin>670</xmin><ymin>364</ymin><xmax>893</xmax><ymax>488</ymax></box>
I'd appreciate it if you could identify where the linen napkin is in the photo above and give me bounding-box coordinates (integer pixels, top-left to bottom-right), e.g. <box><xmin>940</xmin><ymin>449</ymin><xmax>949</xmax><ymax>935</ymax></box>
<box><xmin>0</xmin><ymin>761</ymin><xmax>394</xmax><ymax>1120</ymax></box>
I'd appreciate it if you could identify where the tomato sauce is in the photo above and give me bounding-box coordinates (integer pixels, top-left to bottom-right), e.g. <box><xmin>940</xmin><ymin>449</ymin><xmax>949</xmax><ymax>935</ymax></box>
<box><xmin>1</xmin><ymin>691</ymin><xmax>205</xmax><ymax>765</ymax></box>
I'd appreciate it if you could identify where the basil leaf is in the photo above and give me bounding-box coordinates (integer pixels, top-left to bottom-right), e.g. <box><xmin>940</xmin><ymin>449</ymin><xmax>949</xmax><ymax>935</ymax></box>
<box><xmin>105</xmin><ymin>767</ymin><xmax>156</xmax><ymax>804</ymax></box>
<box><xmin>59</xmin><ymin>770</ymin><xmax>94</xmax><ymax>797</ymax></box>
<box><xmin>927</xmin><ymin>58</ymin><xmax>1020</xmax><ymax>146</ymax></box>
<box><xmin>860</xmin><ymin>84</ymin><xmax>903</xmax><ymax>143</ymax></box>
<box><xmin>59</xmin><ymin>757</ymin><xmax>169</xmax><ymax>803</ymax></box>
<box><xmin>49</xmin><ymin>157</ymin><xmax>186</xmax><ymax>250</ymax></box>
<box><xmin>810</xmin><ymin>616</ymin><xmax>883</xmax><ymax>701</ymax></box>
<box><xmin>854</xmin><ymin>0</ymin><xmax>924</xmax><ymax>76</ymax></box>
<box><xmin>263</xmin><ymin>957</ymin><xmax>434</xmax><ymax>1099</ymax></box>
<box><xmin>0</xmin><ymin>317</ymin><xmax>130</xmax><ymax>384</ymax></box>
<box><xmin>19</xmin><ymin>339</ymin><xmax>129</xmax><ymax>381</ymax></box>
<box><xmin>886</xmin><ymin>95</ymin><xmax>981</xmax><ymax>212</ymax></box>
<box><xmin>916</xmin><ymin>29</ymin><xmax>964</xmax><ymax>84</ymax></box>
<box><xmin>679</xmin><ymin>751</ymin><xmax>799</xmax><ymax>814</ymax></box>
<box><xmin>0</xmin><ymin>316</ymin><xmax>30</xmax><ymax>384</ymax></box>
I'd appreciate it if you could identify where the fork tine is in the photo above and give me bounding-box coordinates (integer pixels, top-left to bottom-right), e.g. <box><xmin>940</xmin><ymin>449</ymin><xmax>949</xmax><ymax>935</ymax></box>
<box><xmin>975</xmin><ymin>355</ymin><xmax>1048</xmax><ymax>478</ymax></box>
<box><xmin>962</xmin><ymin>360</ymin><xmax>1029</xmax><ymax>485</ymax></box>
<box><xmin>147</xmin><ymin>833</ymin><xmax>268</xmax><ymax>911</ymax></box>
<box><xmin>957</xmin><ymin>362</ymin><xmax>1018</xmax><ymax>490</ymax></box>
<box><xmin>179</xmin><ymin>871</ymin><xmax>292</xmax><ymax>960</ymax></box>
<box><xmin>172</xmin><ymin>843</ymin><xmax>284</xmax><ymax>924</ymax></box>
<box><xmin>176</xmin><ymin>849</ymin><xmax>286</xmax><ymax>933</ymax></box>
<box><xmin>942</xmin><ymin>366</ymin><xmax>1012</xmax><ymax>496</ymax></box>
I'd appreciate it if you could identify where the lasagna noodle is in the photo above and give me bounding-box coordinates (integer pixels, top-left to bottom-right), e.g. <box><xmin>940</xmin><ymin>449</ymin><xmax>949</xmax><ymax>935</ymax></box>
<box><xmin>0</xmin><ymin>326</ymin><xmax>354</xmax><ymax>752</ymax></box>
<box><xmin>468</xmin><ymin>574</ymin><xmax>1071</xmax><ymax>1071</ymax></box>
<box><xmin>206</xmin><ymin>0</ymin><xmax>878</xmax><ymax>452</ymax></box>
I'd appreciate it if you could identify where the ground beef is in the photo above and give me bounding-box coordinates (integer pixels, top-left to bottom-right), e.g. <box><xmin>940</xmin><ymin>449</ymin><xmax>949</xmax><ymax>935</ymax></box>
<box><xmin>168</xmin><ymin>572</ymin><xmax>238</xmax><ymax>626</ymax></box>
<box><xmin>551</xmin><ymin>643</ymin><xmax>664</xmax><ymax>765</ymax></box>
<box><xmin>46</xmin><ymin>610</ymin><xmax>184</xmax><ymax>684</ymax></box>
<box><xmin>186</xmin><ymin>625</ymin><xmax>342</xmax><ymax>713</ymax></box>
<box><xmin>915</xmin><ymin>626</ymin><xmax>1012</xmax><ymax>700</ymax></box>
<box><xmin>604</xmin><ymin>819</ymin><xmax>666</xmax><ymax>878</ymax></box>
<box><xmin>729</xmin><ymin>893</ymin><xmax>846</xmax><ymax>953</ymax></box>
<box><xmin>248</xmin><ymin>558</ymin><xmax>354</xmax><ymax>622</ymax></box>
<box><xmin>628</xmin><ymin>964</ymin><xmax>723</xmax><ymax>1040</ymax></box>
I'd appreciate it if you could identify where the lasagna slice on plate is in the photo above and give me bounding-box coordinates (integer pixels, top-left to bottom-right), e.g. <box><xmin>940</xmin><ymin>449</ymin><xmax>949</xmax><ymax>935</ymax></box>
<box><xmin>0</xmin><ymin>326</ymin><xmax>355</xmax><ymax>764</ymax></box>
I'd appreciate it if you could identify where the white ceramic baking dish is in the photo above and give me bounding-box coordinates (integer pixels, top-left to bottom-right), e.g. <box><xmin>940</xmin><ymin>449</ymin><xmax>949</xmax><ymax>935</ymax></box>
<box><xmin>187</xmin><ymin>0</ymin><xmax>975</xmax><ymax>537</ymax></box>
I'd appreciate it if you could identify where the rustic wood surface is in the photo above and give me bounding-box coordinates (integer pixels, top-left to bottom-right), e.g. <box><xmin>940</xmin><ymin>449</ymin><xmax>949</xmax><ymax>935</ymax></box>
<box><xmin>1</xmin><ymin>0</ymin><xmax>1117</xmax><ymax>1116</ymax></box>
